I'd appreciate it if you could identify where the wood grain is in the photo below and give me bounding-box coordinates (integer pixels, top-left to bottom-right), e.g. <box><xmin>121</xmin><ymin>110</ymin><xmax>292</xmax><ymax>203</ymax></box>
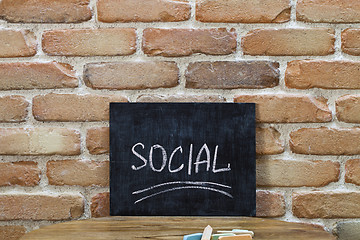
<box><xmin>20</xmin><ymin>216</ymin><xmax>335</xmax><ymax>240</ymax></box>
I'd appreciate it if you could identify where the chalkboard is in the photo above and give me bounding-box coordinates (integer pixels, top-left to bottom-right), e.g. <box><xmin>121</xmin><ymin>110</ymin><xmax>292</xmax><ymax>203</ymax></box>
<box><xmin>110</xmin><ymin>103</ymin><xmax>256</xmax><ymax>216</ymax></box>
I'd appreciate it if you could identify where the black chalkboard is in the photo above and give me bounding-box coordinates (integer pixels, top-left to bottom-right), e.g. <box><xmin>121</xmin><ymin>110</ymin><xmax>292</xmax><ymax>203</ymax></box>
<box><xmin>110</xmin><ymin>103</ymin><xmax>256</xmax><ymax>216</ymax></box>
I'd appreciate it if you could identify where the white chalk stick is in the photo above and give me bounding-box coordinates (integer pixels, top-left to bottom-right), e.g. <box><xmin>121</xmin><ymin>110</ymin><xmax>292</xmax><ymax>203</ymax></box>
<box><xmin>201</xmin><ymin>225</ymin><xmax>213</xmax><ymax>240</ymax></box>
<box><xmin>217</xmin><ymin>230</ymin><xmax>254</xmax><ymax>237</ymax></box>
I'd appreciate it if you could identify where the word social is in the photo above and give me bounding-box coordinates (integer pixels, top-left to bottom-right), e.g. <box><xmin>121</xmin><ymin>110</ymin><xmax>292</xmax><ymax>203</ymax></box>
<box><xmin>131</xmin><ymin>143</ymin><xmax>231</xmax><ymax>175</ymax></box>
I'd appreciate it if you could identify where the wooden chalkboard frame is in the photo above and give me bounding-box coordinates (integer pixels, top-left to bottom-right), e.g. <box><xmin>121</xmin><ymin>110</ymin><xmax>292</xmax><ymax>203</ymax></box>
<box><xmin>110</xmin><ymin>103</ymin><xmax>256</xmax><ymax>216</ymax></box>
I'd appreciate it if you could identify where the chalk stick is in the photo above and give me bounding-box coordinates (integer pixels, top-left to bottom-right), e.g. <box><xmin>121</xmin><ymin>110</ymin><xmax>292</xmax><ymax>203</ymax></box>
<box><xmin>232</xmin><ymin>230</ymin><xmax>254</xmax><ymax>235</ymax></box>
<box><xmin>218</xmin><ymin>234</ymin><xmax>252</xmax><ymax>240</ymax></box>
<box><xmin>211</xmin><ymin>233</ymin><xmax>236</xmax><ymax>240</ymax></box>
<box><xmin>217</xmin><ymin>230</ymin><xmax>254</xmax><ymax>237</ymax></box>
<box><xmin>201</xmin><ymin>225</ymin><xmax>213</xmax><ymax>240</ymax></box>
<box><xmin>183</xmin><ymin>233</ymin><xmax>202</xmax><ymax>240</ymax></box>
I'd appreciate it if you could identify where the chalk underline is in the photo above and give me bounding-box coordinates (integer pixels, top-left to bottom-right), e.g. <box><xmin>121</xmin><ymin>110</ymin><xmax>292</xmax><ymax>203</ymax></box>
<box><xmin>132</xmin><ymin>181</ymin><xmax>231</xmax><ymax>195</ymax></box>
<box><xmin>134</xmin><ymin>186</ymin><xmax>234</xmax><ymax>204</ymax></box>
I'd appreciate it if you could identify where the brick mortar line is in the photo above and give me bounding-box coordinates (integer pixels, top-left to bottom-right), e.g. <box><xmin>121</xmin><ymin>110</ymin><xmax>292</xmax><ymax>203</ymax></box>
<box><xmin>1</xmin><ymin>181</ymin><xmax>356</xmax><ymax>194</ymax></box>
<box><xmin>0</xmin><ymin>152</ymin><xmax>357</xmax><ymax>163</ymax></box>
<box><xmin>282</xmin><ymin>189</ymin><xmax>294</xmax><ymax>224</ymax></box>
<box><xmin>189</xmin><ymin>0</ymin><xmax>196</xmax><ymax>21</ymax></box>
<box><xmin>2</xmin><ymin>20</ymin><xmax>360</xmax><ymax>28</ymax></box>
<box><xmin>1</xmin><ymin>120</ymin><xmax>358</xmax><ymax>129</ymax></box>
<box><xmin>89</xmin><ymin>0</ymin><xmax>98</xmax><ymax>24</ymax></box>
<box><xmin>290</xmin><ymin>0</ymin><xmax>297</xmax><ymax>23</ymax></box>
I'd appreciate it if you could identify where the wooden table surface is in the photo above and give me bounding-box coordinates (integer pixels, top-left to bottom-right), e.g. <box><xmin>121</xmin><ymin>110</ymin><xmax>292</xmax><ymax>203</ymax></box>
<box><xmin>20</xmin><ymin>216</ymin><xmax>335</xmax><ymax>240</ymax></box>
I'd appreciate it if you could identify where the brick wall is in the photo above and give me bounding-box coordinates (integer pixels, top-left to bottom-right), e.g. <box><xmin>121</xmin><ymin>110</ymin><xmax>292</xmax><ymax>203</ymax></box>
<box><xmin>0</xmin><ymin>0</ymin><xmax>360</xmax><ymax>239</ymax></box>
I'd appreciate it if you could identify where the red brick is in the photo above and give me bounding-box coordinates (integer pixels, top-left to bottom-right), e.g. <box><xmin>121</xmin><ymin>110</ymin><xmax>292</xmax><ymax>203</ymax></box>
<box><xmin>0</xmin><ymin>128</ymin><xmax>80</xmax><ymax>155</ymax></box>
<box><xmin>87</xmin><ymin>127</ymin><xmax>109</xmax><ymax>155</ymax></box>
<box><xmin>293</xmin><ymin>191</ymin><xmax>360</xmax><ymax>218</ymax></box>
<box><xmin>257</xmin><ymin>159</ymin><xmax>339</xmax><ymax>187</ymax></box>
<box><xmin>33</xmin><ymin>93</ymin><xmax>127</xmax><ymax>122</ymax></box>
<box><xmin>0</xmin><ymin>96</ymin><xmax>28</xmax><ymax>122</ymax></box>
<box><xmin>43</xmin><ymin>29</ymin><xmax>136</xmax><ymax>56</ymax></box>
<box><xmin>185</xmin><ymin>61</ymin><xmax>279</xmax><ymax>89</ymax></box>
<box><xmin>143</xmin><ymin>28</ymin><xmax>237</xmax><ymax>57</ymax></box>
<box><xmin>0</xmin><ymin>30</ymin><xmax>36</xmax><ymax>58</ymax></box>
<box><xmin>234</xmin><ymin>95</ymin><xmax>331</xmax><ymax>123</ymax></box>
<box><xmin>47</xmin><ymin>160</ymin><xmax>109</xmax><ymax>187</ymax></box>
<box><xmin>342</xmin><ymin>29</ymin><xmax>360</xmax><ymax>55</ymax></box>
<box><xmin>297</xmin><ymin>0</ymin><xmax>360</xmax><ymax>23</ymax></box>
<box><xmin>90</xmin><ymin>192</ymin><xmax>110</xmax><ymax>218</ymax></box>
<box><xmin>336</xmin><ymin>95</ymin><xmax>360</xmax><ymax>123</ymax></box>
<box><xmin>84</xmin><ymin>62</ymin><xmax>179</xmax><ymax>90</ymax></box>
<box><xmin>0</xmin><ymin>62</ymin><xmax>78</xmax><ymax>90</ymax></box>
<box><xmin>0</xmin><ymin>195</ymin><xmax>84</xmax><ymax>220</ymax></box>
<box><xmin>196</xmin><ymin>0</ymin><xmax>290</xmax><ymax>23</ymax></box>
<box><xmin>0</xmin><ymin>0</ymin><xmax>91</xmax><ymax>23</ymax></box>
<box><xmin>242</xmin><ymin>28</ymin><xmax>335</xmax><ymax>56</ymax></box>
<box><xmin>256</xmin><ymin>127</ymin><xmax>284</xmax><ymax>155</ymax></box>
<box><xmin>97</xmin><ymin>0</ymin><xmax>190</xmax><ymax>23</ymax></box>
<box><xmin>0</xmin><ymin>162</ymin><xmax>40</xmax><ymax>187</ymax></box>
<box><xmin>256</xmin><ymin>191</ymin><xmax>285</xmax><ymax>217</ymax></box>
<box><xmin>0</xmin><ymin>226</ymin><xmax>26</xmax><ymax>240</ymax></box>
<box><xmin>345</xmin><ymin>159</ymin><xmax>360</xmax><ymax>186</ymax></box>
<box><xmin>137</xmin><ymin>94</ymin><xmax>225</xmax><ymax>102</ymax></box>
<box><xmin>290</xmin><ymin>127</ymin><xmax>360</xmax><ymax>155</ymax></box>
<box><xmin>285</xmin><ymin>60</ymin><xmax>360</xmax><ymax>89</ymax></box>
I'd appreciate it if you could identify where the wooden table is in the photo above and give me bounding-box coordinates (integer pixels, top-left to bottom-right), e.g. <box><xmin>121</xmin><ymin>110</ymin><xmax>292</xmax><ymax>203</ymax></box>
<box><xmin>20</xmin><ymin>216</ymin><xmax>335</xmax><ymax>240</ymax></box>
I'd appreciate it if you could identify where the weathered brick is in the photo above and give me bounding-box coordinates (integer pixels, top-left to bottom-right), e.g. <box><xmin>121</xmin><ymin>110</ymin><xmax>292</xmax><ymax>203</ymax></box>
<box><xmin>0</xmin><ymin>30</ymin><xmax>36</xmax><ymax>58</ymax></box>
<box><xmin>334</xmin><ymin>222</ymin><xmax>360</xmax><ymax>240</ymax></box>
<box><xmin>0</xmin><ymin>195</ymin><xmax>84</xmax><ymax>220</ymax></box>
<box><xmin>345</xmin><ymin>159</ymin><xmax>360</xmax><ymax>186</ymax></box>
<box><xmin>137</xmin><ymin>94</ymin><xmax>225</xmax><ymax>102</ymax></box>
<box><xmin>143</xmin><ymin>28</ymin><xmax>237</xmax><ymax>57</ymax></box>
<box><xmin>290</xmin><ymin>128</ymin><xmax>360</xmax><ymax>155</ymax></box>
<box><xmin>256</xmin><ymin>127</ymin><xmax>284</xmax><ymax>155</ymax></box>
<box><xmin>47</xmin><ymin>160</ymin><xmax>109</xmax><ymax>187</ymax></box>
<box><xmin>97</xmin><ymin>0</ymin><xmax>190</xmax><ymax>22</ymax></box>
<box><xmin>336</xmin><ymin>95</ymin><xmax>360</xmax><ymax>123</ymax></box>
<box><xmin>87</xmin><ymin>127</ymin><xmax>109</xmax><ymax>155</ymax></box>
<box><xmin>90</xmin><ymin>192</ymin><xmax>110</xmax><ymax>218</ymax></box>
<box><xmin>42</xmin><ymin>29</ymin><xmax>136</xmax><ymax>56</ymax></box>
<box><xmin>0</xmin><ymin>128</ymin><xmax>80</xmax><ymax>155</ymax></box>
<box><xmin>285</xmin><ymin>60</ymin><xmax>360</xmax><ymax>89</ymax></box>
<box><xmin>0</xmin><ymin>162</ymin><xmax>40</xmax><ymax>187</ymax></box>
<box><xmin>257</xmin><ymin>159</ymin><xmax>339</xmax><ymax>187</ymax></box>
<box><xmin>0</xmin><ymin>226</ymin><xmax>26</xmax><ymax>240</ymax></box>
<box><xmin>196</xmin><ymin>0</ymin><xmax>290</xmax><ymax>23</ymax></box>
<box><xmin>0</xmin><ymin>62</ymin><xmax>78</xmax><ymax>90</ymax></box>
<box><xmin>242</xmin><ymin>28</ymin><xmax>335</xmax><ymax>56</ymax></box>
<box><xmin>342</xmin><ymin>28</ymin><xmax>360</xmax><ymax>55</ymax></box>
<box><xmin>33</xmin><ymin>93</ymin><xmax>127</xmax><ymax>122</ymax></box>
<box><xmin>0</xmin><ymin>0</ymin><xmax>91</xmax><ymax>23</ymax></box>
<box><xmin>0</xmin><ymin>96</ymin><xmax>28</xmax><ymax>122</ymax></box>
<box><xmin>84</xmin><ymin>62</ymin><xmax>179</xmax><ymax>90</ymax></box>
<box><xmin>256</xmin><ymin>191</ymin><xmax>285</xmax><ymax>217</ymax></box>
<box><xmin>234</xmin><ymin>95</ymin><xmax>331</xmax><ymax>123</ymax></box>
<box><xmin>293</xmin><ymin>191</ymin><xmax>360</xmax><ymax>218</ymax></box>
<box><xmin>297</xmin><ymin>0</ymin><xmax>360</xmax><ymax>23</ymax></box>
<box><xmin>185</xmin><ymin>61</ymin><xmax>279</xmax><ymax>89</ymax></box>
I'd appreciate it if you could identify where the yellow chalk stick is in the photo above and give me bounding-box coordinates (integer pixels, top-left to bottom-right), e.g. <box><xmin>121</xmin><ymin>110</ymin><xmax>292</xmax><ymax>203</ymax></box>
<box><xmin>218</xmin><ymin>234</ymin><xmax>252</xmax><ymax>240</ymax></box>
